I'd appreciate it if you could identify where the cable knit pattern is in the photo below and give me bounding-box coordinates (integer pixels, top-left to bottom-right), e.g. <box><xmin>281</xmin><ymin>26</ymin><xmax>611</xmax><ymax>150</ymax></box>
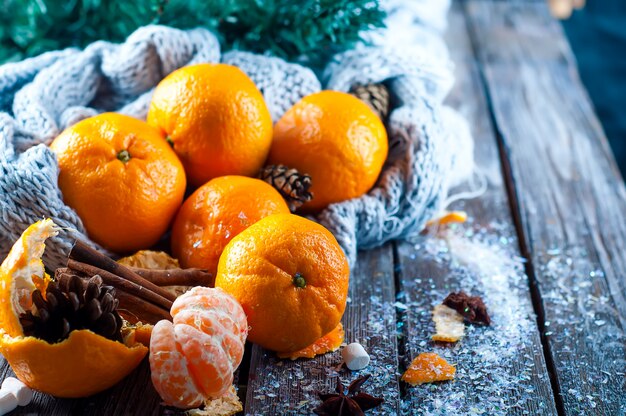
<box><xmin>0</xmin><ymin>1</ymin><xmax>473</xmax><ymax>268</ymax></box>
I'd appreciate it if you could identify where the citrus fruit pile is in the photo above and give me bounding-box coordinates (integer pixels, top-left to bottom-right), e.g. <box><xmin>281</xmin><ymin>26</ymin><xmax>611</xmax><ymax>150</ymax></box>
<box><xmin>2</xmin><ymin>62</ymin><xmax>391</xmax><ymax>408</ymax></box>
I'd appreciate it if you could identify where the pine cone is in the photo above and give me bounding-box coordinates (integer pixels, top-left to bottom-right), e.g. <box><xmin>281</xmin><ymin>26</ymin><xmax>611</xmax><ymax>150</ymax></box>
<box><xmin>19</xmin><ymin>271</ymin><xmax>123</xmax><ymax>343</ymax></box>
<box><xmin>259</xmin><ymin>165</ymin><xmax>313</xmax><ymax>212</ymax></box>
<box><xmin>349</xmin><ymin>83</ymin><xmax>390</xmax><ymax>121</ymax></box>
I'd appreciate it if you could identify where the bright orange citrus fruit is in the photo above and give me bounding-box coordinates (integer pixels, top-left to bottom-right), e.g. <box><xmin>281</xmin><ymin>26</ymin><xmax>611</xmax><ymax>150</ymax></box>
<box><xmin>50</xmin><ymin>113</ymin><xmax>186</xmax><ymax>253</ymax></box>
<box><xmin>268</xmin><ymin>90</ymin><xmax>388</xmax><ymax>212</ymax></box>
<box><xmin>150</xmin><ymin>287</ymin><xmax>248</xmax><ymax>409</ymax></box>
<box><xmin>171</xmin><ymin>175</ymin><xmax>290</xmax><ymax>276</ymax></box>
<box><xmin>147</xmin><ymin>63</ymin><xmax>273</xmax><ymax>187</ymax></box>
<box><xmin>0</xmin><ymin>220</ymin><xmax>148</xmax><ymax>398</ymax></box>
<box><xmin>215</xmin><ymin>213</ymin><xmax>350</xmax><ymax>353</ymax></box>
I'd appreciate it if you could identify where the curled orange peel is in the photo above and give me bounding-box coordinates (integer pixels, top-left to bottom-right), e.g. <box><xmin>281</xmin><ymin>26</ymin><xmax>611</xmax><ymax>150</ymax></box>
<box><xmin>0</xmin><ymin>219</ymin><xmax>148</xmax><ymax>398</ymax></box>
<box><xmin>277</xmin><ymin>323</ymin><xmax>345</xmax><ymax>360</ymax></box>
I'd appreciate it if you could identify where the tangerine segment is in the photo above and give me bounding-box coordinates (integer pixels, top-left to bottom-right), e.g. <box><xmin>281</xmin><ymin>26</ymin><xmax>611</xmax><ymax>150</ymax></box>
<box><xmin>170</xmin><ymin>287</ymin><xmax>248</xmax><ymax>345</ymax></box>
<box><xmin>401</xmin><ymin>352</ymin><xmax>456</xmax><ymax>386</ymax></box>
<box><xmin>173</xmin><ymin>309</ymin><xmax>245</xmax><ymax>368</ymax></box>
<box><xmin>0</xmin><ymin>329</ymin><xmax>147</xmax><ymax>398</ymax></box>
<box><xmin>0</xmin><ymin>219</ymin><xmax>57</xmax><ymax>338</ymax></box>
<box><xmin>150</xmin><ymin>320</ymin><xmax>204</xmax><ymax>409</ymax></box>
<box><xmin>277</xmin><ymin>323</ymin><xmax>344</xmax><ymax>360</ymax></box>
<box><xmin>175</xmin><ymin>324</ymin><xmax>233</xmax><ymax>399</ymax></box>
<box><xmin>215</xmin><ymin>213</ymin><xmax>350</xmax><ymax>353</ymax></box>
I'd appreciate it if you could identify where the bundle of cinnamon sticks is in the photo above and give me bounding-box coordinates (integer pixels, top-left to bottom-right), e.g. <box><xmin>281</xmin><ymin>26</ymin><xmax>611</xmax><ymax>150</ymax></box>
<box><xmin>59</xmin><ymin>241</ymin><xmax>214</xmax><ymax>324</ymax></box>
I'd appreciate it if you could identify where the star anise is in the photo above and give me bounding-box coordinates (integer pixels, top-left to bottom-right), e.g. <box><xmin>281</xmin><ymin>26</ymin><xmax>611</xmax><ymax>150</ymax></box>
<box><xmin>443</xmin><ymin>291</ymin><xmax>491</xmax><ymax>326</ymax></box>
<box><xmin>313</xmin><ymin>374</ymin><xmax>384</xmax><ymax>416</ymax></box>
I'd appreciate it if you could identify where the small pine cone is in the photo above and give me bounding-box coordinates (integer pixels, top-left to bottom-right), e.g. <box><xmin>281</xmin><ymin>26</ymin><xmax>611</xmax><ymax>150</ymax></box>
<box><xmin>259</xmin><ymin>164</ymin><xmax>313</xmax><ymax>212</ymax></box>
<box><xmin>349</xmin><ymin>83</ymin><xmax>390</xmax><ymax>121</ymax></box>
<box><xmin>19</xmin><ymin>271</ymin><xmax>123</xmax><ymax>343</ymax></box>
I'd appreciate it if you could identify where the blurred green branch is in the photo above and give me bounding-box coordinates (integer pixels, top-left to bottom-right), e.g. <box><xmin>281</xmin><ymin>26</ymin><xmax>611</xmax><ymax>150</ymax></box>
<box><xmin>0</xmin><ymin>0</ymin><xmax>385</xmax><ymax>65</ymax></box>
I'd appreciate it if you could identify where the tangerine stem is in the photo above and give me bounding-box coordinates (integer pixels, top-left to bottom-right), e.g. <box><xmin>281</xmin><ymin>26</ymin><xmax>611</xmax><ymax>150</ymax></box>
<box><xmin>293</xmin><ymin>272</ymin><xmax>306</xmax><ymax>288</ymax></box>
<box><xmin>117</xmin><ymin>149</ymin><xmax>131</xmax><ymax>163</ymax></box>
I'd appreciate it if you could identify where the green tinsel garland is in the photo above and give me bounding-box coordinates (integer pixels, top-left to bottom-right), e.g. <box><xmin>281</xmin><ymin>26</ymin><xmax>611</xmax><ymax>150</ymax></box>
<box><xmin>0</xmin><ymin>0</ymin><xmax>385</xmax><ymax>65</ymax></box>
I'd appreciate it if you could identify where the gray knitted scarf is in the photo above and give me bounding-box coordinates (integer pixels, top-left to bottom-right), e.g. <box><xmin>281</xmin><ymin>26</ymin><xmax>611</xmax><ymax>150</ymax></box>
<box><xmin>0</xmin><ymin>0</ymin><xmax>473</xmax><ymax>268</ymax></box>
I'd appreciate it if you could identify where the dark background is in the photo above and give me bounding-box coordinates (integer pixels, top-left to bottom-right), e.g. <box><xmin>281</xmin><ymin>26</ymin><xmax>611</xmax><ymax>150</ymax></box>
<box><xmin>563</xmin><ymin>2</ymin><xmax>626</xmax><ymax>177</ymax></box>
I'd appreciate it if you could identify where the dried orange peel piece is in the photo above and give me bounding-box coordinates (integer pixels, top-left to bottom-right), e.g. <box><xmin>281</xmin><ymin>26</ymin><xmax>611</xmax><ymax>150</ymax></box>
<box><xmin>0</xmin><ymin>219</ymin><xmax>148</xmax><ymax>398</ymax></box>
<box><xmin>401</xmin><ymin>352</ymin><xmax>456</xmax><ymax>386</ymax></box>
<box><xmin>431</xmin><ymin>304</ymin><xmax>465</xmax><ymax>343</ymax></box>
<box><xmin>188</xmin><ymin>385</ymin><xmax>243</xmax><ymax>416</ymax></box>
<box><xmin>118</xmin><ymin>250</ymin><xmax>188</xmax><ymax>297</ymax></box>
<box><xmin>425</xmin><ymin>211</ymin><xmax>468</xmax><ymax>228</ymax></box>
<box><xmin>118</xmin><ymin>250</ymin><xmax>180</xmax><ymax>269</ymax></box>
<box><xmin>277</xmin><ymin>323</ymin><xmax>344</xmax><ymax>360</ymax></box>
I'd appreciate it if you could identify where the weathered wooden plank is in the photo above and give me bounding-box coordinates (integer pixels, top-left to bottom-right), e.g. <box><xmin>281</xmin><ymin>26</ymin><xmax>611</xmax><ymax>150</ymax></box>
<box><xmin>244</xmin><ymin>244</ymin><xmax>399</xmax><ymax>415</ymax></box>
<box><xmin>395</xmin><ymin>2</ymin><xmax>557</xmax><ymax>414</ymax></box>
<box><xmin>464</xmin><ymin>1</ymin><xmax>626</xmax><ymax>414</ymax></box>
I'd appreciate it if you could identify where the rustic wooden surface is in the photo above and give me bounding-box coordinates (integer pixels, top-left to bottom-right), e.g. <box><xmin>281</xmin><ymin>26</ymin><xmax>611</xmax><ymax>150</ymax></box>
<box><xmin>2</xmin><ymin>1</ymin><xmax>625</xmax><ymax>415</ymax></box>
<box><xmin>465</xmin><ymin>1</ymin><xmax>626</xmax><ymax>414</ymax></box>
<box><xmin>395</xmin><ymin>2</ymin><xmax>556</xmax><ymax>414</ymax></box>
<box><xmin>244</xmin><ymin>245</ymin><xmax>399</xmax><ymax>415</ymax></box>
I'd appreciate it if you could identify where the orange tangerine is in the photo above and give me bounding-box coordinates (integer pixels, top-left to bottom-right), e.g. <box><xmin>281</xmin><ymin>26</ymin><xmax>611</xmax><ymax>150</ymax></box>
<box><xmin>150</xmin><ymin>287</ymin><xmax>248</xmax><ymax>409</ymax></box>
<box><xmin>215</xmin><ymin>213</ymin><xmax>350</xmax><ymax>353</ymax></box>
<box><xmin>171</xmin><ymin>176</ymin><xmax>289</xmax><ymax>276</ymax></box>
<box><xmin>268</xmin><ymin>91</ymin><xmax>388</xmax><ymax>212</ymax></box>
<box><xmin>147</xmin><ymin>63</ymin><xmax>273</xmax><ymax>187</ymax></box>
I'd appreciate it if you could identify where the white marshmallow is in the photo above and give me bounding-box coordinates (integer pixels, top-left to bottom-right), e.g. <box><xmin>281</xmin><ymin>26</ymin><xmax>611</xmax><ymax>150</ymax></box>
<box><xmin>0</xmin><ymin>389</ymin><xmax>18</xmax><ymax>416</ymax></box>
<box><xmin>342</xmin><ymin>342</ymin><xmax>370</xmax><ymax>371</ymax></box>
<box><xmin>1</xmin><ymin>377</ymin><xmax>33</xmax><ymax>407</ymax></box>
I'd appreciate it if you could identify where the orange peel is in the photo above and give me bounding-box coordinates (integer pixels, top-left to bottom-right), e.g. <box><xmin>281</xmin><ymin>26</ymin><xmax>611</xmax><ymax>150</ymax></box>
<box><xmin>425</xmin><ymin>211</ymin><xmax>468</xmax><ymax>228</ymax></box>
<box><xmin>401</xmin><ymin>352</ymin><xmax>456</xmax><ymax>386</ymax></box>
<box><xmin>0</xmin><ymin>219</ymin><xmax>148</xmax><ymax>398</ymax></box>
<box><xmin>277</xmin><ymin>323</ymin><xmax>344</xmax><ymax>360</ymax></box>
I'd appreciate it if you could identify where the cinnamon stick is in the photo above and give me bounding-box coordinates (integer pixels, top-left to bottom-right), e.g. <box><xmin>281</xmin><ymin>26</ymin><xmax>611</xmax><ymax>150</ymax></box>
<box><xmin>68</xmin><ymin>259</ymin><xmax>173</xmax><ymax>311</ymax></box>
<box><xmin>69</xmin><ymin>241</ymin><xmax>177</xmax><ymax>302</ymax></box>
<box><xmin>116</xmin><ymin>290</ymin><xmax>172</xmax><ymax>325</ymax></box>
<box><xmin>128</xmin><ymin>267</ymin><xmax>214</xmax><ymax>287</ymax></box>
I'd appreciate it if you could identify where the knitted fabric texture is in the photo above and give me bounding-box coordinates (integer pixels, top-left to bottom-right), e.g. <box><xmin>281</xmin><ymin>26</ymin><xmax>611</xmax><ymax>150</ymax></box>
<box><xmin>0</xmin><ymin>1</ymin><xmax>472</xmax><ymax>268</ymax></box>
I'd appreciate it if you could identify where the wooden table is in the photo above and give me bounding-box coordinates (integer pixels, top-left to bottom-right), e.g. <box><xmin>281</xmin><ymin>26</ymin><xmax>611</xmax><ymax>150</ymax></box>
<box><xmin>2</xmin><ymin>1</ymin><xmax>625</xmax><ymax>414</ymax></box>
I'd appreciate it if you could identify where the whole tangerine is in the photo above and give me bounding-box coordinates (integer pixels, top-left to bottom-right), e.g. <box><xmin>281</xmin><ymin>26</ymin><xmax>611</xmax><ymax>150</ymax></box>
<box><xmin>50</xmin><ymin>113</ymin><xmax>186</xmax><ymax>253</ymax></box>
<box><xmin>268</xmin><ymin>90</ymin><xmax>388</xmax><ymax>212</ymax></box>
<box><xmin>147</xmin><ymin>63</ymin><xmax>273</xmax><ymax>187</ymax></box>
<box><xmin>215</xmin><ymin>213</ymin><xmax>350</xmax><ymax>353</ymax></box>
<box><xmin>171</xmin><ymin>175</ymin><xmax>290</xmax><ymax>276</ymax></box>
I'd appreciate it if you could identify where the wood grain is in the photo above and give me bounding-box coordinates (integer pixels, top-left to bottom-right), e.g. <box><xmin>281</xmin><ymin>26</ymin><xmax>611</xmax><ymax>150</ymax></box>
<box><xmin>394</xmin><ymin>2</ymin><xmax>557</xmax><ymax>414</ymax></box>
<box><xmin>464</xmin><ymin>1</ymin><xmax>626</xmax><ymax>414</ymax></box>
<box><xmin>244</xmin><ymin>244</ymin><xmax>399</xmax><ymax>415</ymax></box>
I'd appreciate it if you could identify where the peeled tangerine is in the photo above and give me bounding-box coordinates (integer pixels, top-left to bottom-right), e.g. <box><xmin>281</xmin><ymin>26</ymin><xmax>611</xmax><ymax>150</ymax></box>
<box><xmin>0</xmin><ymin>219</ymin><xmax>147</xmax><ymax>398</ymax></box>
<box><xmin>150</xmin><ymin>287</ymin><xmax>248</xmax><ymax>409</ymax></box>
